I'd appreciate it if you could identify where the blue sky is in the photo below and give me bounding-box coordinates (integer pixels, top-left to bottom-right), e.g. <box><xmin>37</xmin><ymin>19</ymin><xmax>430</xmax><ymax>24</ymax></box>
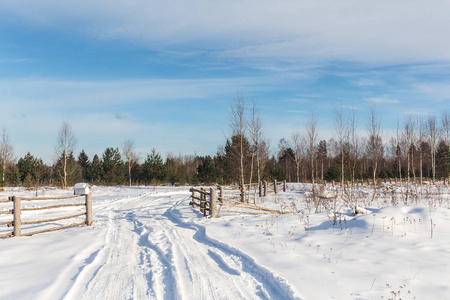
<box><xmin>1</xmin><ymin>0</ymin><xmax>450</xmax><ymax>163</ymax></box>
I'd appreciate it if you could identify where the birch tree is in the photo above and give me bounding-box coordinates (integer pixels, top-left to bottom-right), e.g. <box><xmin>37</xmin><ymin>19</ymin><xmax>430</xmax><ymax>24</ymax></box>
<box><xmin>396</xmin><ymin>119</ymin><xmax>404</xmax><ymax>201</ymax></box>
<box><xmin>403</xmin><ymin>115</ymin><xmax>416</xmax><ymax>202</ymax></box>
<box><xmin>418</xmin><ymin>116</ymin><xmax>425</xmax><ymax>194</ymax></box>
<box><xmin>249</xmin><ymin>99</ymin><xmax>263</xmax><ymax>184</ymax></box>
<box><xmin>349</xmin><ymin>110</ymin><xmax>359</xmax><ymax>186</ymax></box>
<box><xmin>306</xmin><ymin>112</ymin><xmax>318</xmax><ymax>210</ymax></box>
<box><xmin>334</xmin><ymin>104</ymin><xmax>348</xmax><ymax>188</ymax></box>
<box><xmin>291</xmin><ymin>130</ymin><xmax>303</xmax><ymax>183</ymax></box>
<box><xmin>55</xmin><ymin>122</ymin><xmax>77</xmax><ymax>189</ymax></box>
<box><xmin>230</xmin><ymin>93</ymin><xmax>247</xmax><ymax>188</ymax></box>
<box><xmin>441</xmin><ymin>111</ymin><xmax>450</xmax><ymax>147</ymax></box>
<box><xmin>367</xmin><ymin>106</ymin><xmax>381</xmax><ymax>186</ymax></box>
<box><xmin>427</xmin><ymin>116</ymin><xmax>438</xmax><ymax>184</ymax></box>
<box><xmin>0</xmin><ymin>127</ymin><xmax>14</xmax><ymax>185</ymax></box>
<box><xmin>122</xmin><ymin>139</ymin><xmax>138</xmax><ymax>186</ymax></box>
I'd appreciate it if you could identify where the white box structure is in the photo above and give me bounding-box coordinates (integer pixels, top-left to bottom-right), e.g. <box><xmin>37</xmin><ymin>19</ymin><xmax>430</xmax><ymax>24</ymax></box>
<box><xmin>74</xmin><ymin>183</ymin><xmax>90</xmax><ymax>195</ymax></box>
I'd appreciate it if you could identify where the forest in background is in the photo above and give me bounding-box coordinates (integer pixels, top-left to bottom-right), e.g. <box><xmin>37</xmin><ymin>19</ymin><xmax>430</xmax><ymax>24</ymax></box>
<box><xmin>1</xmin><ymin>97</ymin><xmax>450</xmax><ymax>189</ymax></box>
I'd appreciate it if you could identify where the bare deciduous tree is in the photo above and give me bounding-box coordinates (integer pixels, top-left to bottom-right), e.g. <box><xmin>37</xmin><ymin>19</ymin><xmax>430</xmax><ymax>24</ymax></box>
<box><xmin>0</xmin><ymin>127</ymin><xmax>14</xmax><ymax>184</ymax></box>
<box><xmin>349</xmin><ymin>110</ymin><xmax>359</xmax><ymax>186</ymax></box>
<box><xmin>441</xmin><ymin>111</ymin><xmax>450</xmax><ymax>147</ymax></box>
<box><xmin>427</xmin><ymin>116</ymin><xmax>438</xmax><ymax>184</ymax></box>
<box><xmin>122</xmin><ymin>139</ymin><xmax>138</xmax><ymax>186</ymax></box>
<box><xmin>395</xmin><ymin>119</ymin><xmax>405</xmax><ymax>202</ymax></box>
<box><xmin>55</xmin><ymin>122</ymin><xmax>77</xmax><ymax>189</ymax></box>
<box><xmin>418</xmin><ymin>116</ymin><xmax>426</xmax><ymax>194</ymax></box>
<box><xmin>334</xmin><ymin>104</ymin><xmax>348</xmax><ymax>188</ymax></box>
<box><xmin>249</xmin><ymin>99</ymin><xmax>263</xmax><ymax>185</ymax></box>
<box><xmin>403</xmin><ymin>115</ymin><xmax>416</xmax><ymax>202</ymax></box>
<box><xmin>367</xmin><ymin>106</ymin><xmax>382</xmax><ymax>186</ymax></box>
<box><xmin>257</xmin><ymin>138</ymin><xmax>270</xmax><ymax>182</ymax></box>
<box><xmin>230</xmin><ymin>93</ymin><xmax>247</xmax><ymax>190</ymax></box>
<box><xmin>291</xmin><ymin>130</ymin><xmax>303</xmax><ymax>183</ymax></box>
<box><xmin>306</xmin><ymin>112</ymin><xmax>318</xmax><ymax>210</ymax></box>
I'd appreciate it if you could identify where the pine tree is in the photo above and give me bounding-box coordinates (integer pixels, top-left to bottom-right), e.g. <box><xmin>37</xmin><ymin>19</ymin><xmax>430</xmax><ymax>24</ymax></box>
<box><xmin>18</xmin><ymin>152</ymin><xmax>36</xmax><ymax>183</ymax></box>
<box><xmin>197</xmin><ymin>156</ymin><xmax>218</xmax><ymax>184</ymax></box>
<box><xmin>435</xmin><ymin>140</ymin><xmax>450</xmax><ymax>179</ymax></box>
<box><xmin>88</xmin><ymin>154</ymin><xmax>103</xmax><ymax>184</ymax></box>
<box><xmin>102</xmin><ymin>147</ymin><xmax>125</xmax><ymax>185</ymax></box>
<box><xmin>142</xmin><ymin>148</ymin><xmax>168</xmax><ymax>184</ymax></box>
<box><xmin>78</xmin><ymin>150</ymin><xmax>90</xmax><ymax>182</ymax></box>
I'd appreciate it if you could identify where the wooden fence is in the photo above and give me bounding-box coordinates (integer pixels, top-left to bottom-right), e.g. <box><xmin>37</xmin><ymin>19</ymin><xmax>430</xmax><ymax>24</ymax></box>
<box><xmin>321</xmin><ymin>177</ymin><xmax>449</xmax><ymax>188</ymax></box>
<box><xmin>0</xmin><ymin>193</ymin><xmax>93</xmax><ymax>238</ymax></box>
<box><xmin>190</xmin><ymin>180</ymin><xmax>290</xmax><ymax>218</ymax></box>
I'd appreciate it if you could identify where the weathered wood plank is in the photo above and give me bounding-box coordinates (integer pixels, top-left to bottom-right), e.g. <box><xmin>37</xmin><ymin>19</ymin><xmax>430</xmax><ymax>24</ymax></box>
<box><xmin>21</xmin><ymin>213</ymin><xmax>86</xmax><ymax>226</ymax></box>
<box><xmin>20</xmin><ymin>195</ymin><xmax>82</xmax><ymax>201</ymax></box>
<box><xmin>22</xmin><ymin>222</ymin><xmax>86</xmax><ymax>236</ymax></box>
<box><xmin>0</xmin><ymin>220</ymin><xmax>13</xmax><ymax>226</ymax></box>
<box><xmin>0</xmin><ymin>232</ymin><xmax>12</xmax><ymax>238</ymax></box>
<box><xmin>21</xmin><ymin>203</ymin><xmax>85</xmax><ymax>211</ymax></box>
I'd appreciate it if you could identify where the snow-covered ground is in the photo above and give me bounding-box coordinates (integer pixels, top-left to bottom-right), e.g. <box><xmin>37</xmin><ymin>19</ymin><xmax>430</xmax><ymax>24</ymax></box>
<box><xmin>1</xmin><ymin>183</ymin><xmax>449</xmax><ymax>299</ymax></box>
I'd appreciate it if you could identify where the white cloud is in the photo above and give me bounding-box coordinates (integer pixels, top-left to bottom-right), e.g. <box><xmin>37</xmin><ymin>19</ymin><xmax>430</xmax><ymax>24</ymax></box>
<box><xmin>364</xmin><ymin>97</ymin><xmax>400</xmax><ymax>104</ymax></box>
<box><xmin>0</xmin><ymin>77</ymin><xmax>275</xmax><ymax>112</ymax></box>
<box><xmin>2</xmin><ymin>1</ymin><xmax>450</xmax><ymax>64</ymax></box>
<box><xmin>352</xmin><ymin>79</ymin><xmax>384</xmax><ymax>87</ymax></box>
<box><xmin>412</xmin><ymin>82</ymin><xmax>450</xmax><ymax>101</ymax></box>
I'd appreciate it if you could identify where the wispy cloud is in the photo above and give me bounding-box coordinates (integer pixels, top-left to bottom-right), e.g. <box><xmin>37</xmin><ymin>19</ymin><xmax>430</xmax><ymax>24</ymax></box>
<box><xmin>0</xmin><ymin>58</ymin><xmax>31</xmax><ymax>64</ymax></box>
<box><xmin>2</xmin><ymin>1</ymin><xmax>450</xmax><ymax>64</ymax></box>
<box><xmin>352</xmin><ymin>79</ymin><xmax>384</xmax><ymax>87</ymax></box>
<box><xmin>365</xmin><ymin>97</ymin><xmax>400</xmax><ymax>104</ymax></box>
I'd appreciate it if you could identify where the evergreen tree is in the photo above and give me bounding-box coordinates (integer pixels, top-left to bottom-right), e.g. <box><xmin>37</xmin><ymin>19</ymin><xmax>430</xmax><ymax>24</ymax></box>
<box><xmin>18</xmin><ymin>152</ymin><xmax>36</xmax><ymax>182</ymax></box>
<box><xmin>6</xmin><ymin>164</ymin><xmax>21</xmax><ymax>186</ymax></box>
<box><xmin>54</xmin><ymin>152</ymin><xmax>81</xmax><ymax>187</ymax></box>
<box><xmin>17</xmin><ymin>152</ymin><xmax>47</xmax><ymax>186</ymax></box>
<box><xmin>278</xmin><ymin>146</ymin><xmax>295</xmax><ymax>182</ymax></box>
<box><xmin>263</xmin><ymin>156</ymin><xmax>286</xmax><ymax>181</ymax></box>
<box><xmin>223</xmin><ymin>135</ymin><xmax>251</xmax><ymax>184</ymax></box>
<box><xmin>197</xmin><ymin>156</ymin><xmax>218</xmax><ymax>184</ymax></box>
<box><xmin>102</xmin><ymin>147</ymin><xmax>125</xmax><ymax>185</ymax></box>
<box><xmin>142</xmin><ymin>148</ymin><xmax>168</xmax><ymax>183</ymax></box>
<box><xmin>435</xmin><ymin>140</ymin><xmax>450</xmax><ymax>179</ymax></box>
<box><xmin>316</xmin><ymin>140</ymin><xmax>328</xmax><ymax>181</ymax></box>
<box><xmin>88</xmin><ymin>154</ymin><xmax>103</xmax><ymax>183</ymax></box>
<box><xmin>78</xmin><ymin>150</ymin><xmax>90</xmax><ymax>182</ymax></box>
<box><xmin>324</xmin><ymin>162</ymin><xmax>340</xmax><ymax>181</ymax></box>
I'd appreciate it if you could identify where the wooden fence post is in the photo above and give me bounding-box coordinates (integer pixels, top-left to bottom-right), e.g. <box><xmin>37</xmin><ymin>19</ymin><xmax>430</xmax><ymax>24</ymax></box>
<box><xmin>200</xmin><ymin>188</ymin><xmax>206</xmax><ymax>215</ymax></box>
<box><xmin>274</xmin><ymin>180</ymin><xmax>278</xmax><ymax>194</ymax></box>
<box><xmin>13</xmin><ymin>196</ymin><xmax>21</xmax><ymax>237</ymax></box>
<box><xmin>190</xmin><ymin>188</ymin><xmax>196</xmax><ymax>208</ymax></box>
<box><xmin>240</xmin><ymin>185</ymin><xmax>245</xmax><ymax>202</ymax></box>
<box><xmin>85</xmin><ymin>193</ymin><xmax>93</xmax><ymax>226</ymax></box>
<box><xmin>283</xmin><ymin>180</ymin><xmax>287</xmax><ymax>192</ymax></box>
<box><xmin>258</xmin><ymin>181</ymin><xmax>262</xmax><ymax>197</ymax></box>
<box><xmin>210</xmin><ymin>188</ymin><xmax>217</xmax><ymax>218</ymax></box>
<box><xmin>219</xmin><ymin>186</ymin><xmax>224</xmax><ymax>204</ymax></box>
<box><xmin>264</xmin><ymin>181</ymin><xmax>268</xmax><ymax>197</ymax></box>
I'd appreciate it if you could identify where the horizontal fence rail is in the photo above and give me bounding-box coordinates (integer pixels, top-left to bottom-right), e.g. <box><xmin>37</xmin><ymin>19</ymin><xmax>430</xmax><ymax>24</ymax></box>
<box><xmin>0</xmin><ymin>193</ymin><xmax>93</xmax><ymax>238</ymax></box>
<box><xmin>190</xmin><ymin>180</ymin><xmax>289</xmax><ymax>218</ymax></box>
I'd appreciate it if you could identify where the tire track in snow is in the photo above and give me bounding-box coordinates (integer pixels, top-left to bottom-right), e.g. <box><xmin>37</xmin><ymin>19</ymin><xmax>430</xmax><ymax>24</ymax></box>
<box><xmin>164</xmin><ymin>201</ymin><xmax>300</xmax><ymax>299</ymax></box>
<box><xmin>66</xmin><ymin>192</ymin><xmax>299</xmax><ymax>299</ymax></box>
<box><xmin>68</xmin><ymin>211</ymin><xmax>154</xmax><ymax>300</ymax></box>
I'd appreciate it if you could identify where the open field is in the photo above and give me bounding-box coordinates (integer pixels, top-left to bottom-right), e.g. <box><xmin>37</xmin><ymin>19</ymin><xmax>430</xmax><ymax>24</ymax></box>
<box><xmin>1</xmin><ymin>183</ymin><xmax>450</xmax><ymax>299</ymax></box>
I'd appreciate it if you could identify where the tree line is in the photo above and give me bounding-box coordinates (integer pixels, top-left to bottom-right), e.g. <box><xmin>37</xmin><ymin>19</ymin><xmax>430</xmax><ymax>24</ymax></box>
<box><xmin>0</xmin><ymin>99</ymin><xmax>449</xmax><ymax>189</ymax></box>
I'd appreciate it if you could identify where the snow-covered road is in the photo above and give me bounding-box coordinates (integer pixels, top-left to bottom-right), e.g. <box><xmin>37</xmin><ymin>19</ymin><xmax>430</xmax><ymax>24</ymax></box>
<box><xmin>62</xmin><ymin>190</ymin><xmax>296</xmax><ymax>300</ymax></box>
<box><xmin>4</xmin><ymin>185</ymin><xmax>449</xmax><ymax>299</ymax></box>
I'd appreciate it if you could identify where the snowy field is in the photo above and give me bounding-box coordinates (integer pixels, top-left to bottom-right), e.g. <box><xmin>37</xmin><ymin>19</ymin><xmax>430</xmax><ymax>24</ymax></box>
<box><xmin>1</xmin><ymin>183</ymin><xmax>450</xmax><ymax>299</ymax></box>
